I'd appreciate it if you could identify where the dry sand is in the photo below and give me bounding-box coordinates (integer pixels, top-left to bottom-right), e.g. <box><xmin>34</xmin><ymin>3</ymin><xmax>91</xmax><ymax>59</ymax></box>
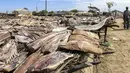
<box><xmin>97</xmin><ymin>19</ymin><xmax>130</xmax><ymax>73</ymax></box>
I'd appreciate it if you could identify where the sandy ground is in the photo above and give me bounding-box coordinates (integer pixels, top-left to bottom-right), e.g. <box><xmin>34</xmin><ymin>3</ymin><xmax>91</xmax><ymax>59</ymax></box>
<box><xmin>97</xmin><ymin>18</ymin><xmax>130</xmax><ymax>73</ymax></box>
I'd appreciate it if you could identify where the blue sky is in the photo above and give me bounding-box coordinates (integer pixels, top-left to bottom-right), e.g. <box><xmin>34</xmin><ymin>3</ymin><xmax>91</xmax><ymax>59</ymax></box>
<box><xmin>0</xmin><ymin>0</ymin><xmax>76</xmax><ymax>12</ymax></box>
<box><xmin>0</xmin><ymin>0</ymin><xmax>130</xmax><ymax>13</ymax></box>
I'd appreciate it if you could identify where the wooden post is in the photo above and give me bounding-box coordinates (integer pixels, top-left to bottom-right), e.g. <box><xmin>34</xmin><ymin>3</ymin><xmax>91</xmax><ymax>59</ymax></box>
<box><xmin>104</xmin><ymin>26</ymin><xmax>108</xmax><ymax>42</ymax></box>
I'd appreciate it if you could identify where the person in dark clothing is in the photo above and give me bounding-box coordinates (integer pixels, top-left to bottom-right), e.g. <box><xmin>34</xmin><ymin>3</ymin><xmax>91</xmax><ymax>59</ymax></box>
<box><xmin>123</xmin><ymin>7</ymin><xmax>130</xmax><ymax>29</ymax></box>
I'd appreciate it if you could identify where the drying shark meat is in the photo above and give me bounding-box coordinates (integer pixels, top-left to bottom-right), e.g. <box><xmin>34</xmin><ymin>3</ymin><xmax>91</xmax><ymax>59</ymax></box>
<box><xmin>27</xmin><ymin>30</ymin><xmax>71</xmax><ymax>53</ymax></box>
<box><xmin>60</xmin><ymin>40</ymin><xmax>103</xmax><ymax>55</ymax></box>
<box><xmin>72</xmin><ymin>29</ymin><xmax>99</xmax><ymax>40</ymax></box>
<box><xmin>0</xmin><ymin>39</ymin><xmax>28</xmax><ymax>72</ymax></box>
<box><xmin>13</xmin><ymin>51</ymin><xmax>41</xmax><ymax>73</ymax></box>
<box><xmin>27</xmin><ymin>32</ymin><xmax>61</xmax><ymax>52</ymax></box>
<box><xmin>59</xmin><ymin>29</ymin><xmax>102</xmax><ymax>54</ymax></box>
<box><xmin>0</xmin><ymin>26</ymin><xmax>105</xmax><ymax>73</ymax></box>
<box><xmin>26</xmin><ymin>51</ymin><xmax>74</xmax><ymax>73</ymax></box>
<box><xmin>0</xmin><ymin>28</ymin><xmax>44</xmax><ymax>72</ymax></box>
<box><xmin>0</xmin><ymin>31</ymin><xmax>11</xmax><ymax>45</ymax></box>
<box><xmin>0</xmin><ymin>16</ymin><xmax>116</xmax><ymax>73</ymax></box>
<box><xmin>15</xmin><ymin>35</ymin><xmax>34</xmax><ymax>43</ymax></box>
<box><xmin>69</xmin><ymin>34</ymin><xmax>99</xmax><ymax>45</ymax></box>
<box><xmin>12</xmin><ymin>27</ymin><xmax>103</xmax><ymax>73</ymax></box>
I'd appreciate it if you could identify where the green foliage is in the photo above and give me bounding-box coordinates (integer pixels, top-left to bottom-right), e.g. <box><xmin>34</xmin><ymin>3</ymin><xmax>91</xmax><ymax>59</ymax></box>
<box><xmin>106</xmin><ymin>2</ymin><xmax>115</xmax><ymax>12</ymax></box>
<box><xmin>32</xmin><ymin>10</ymin><xmax>55</xmax><ymax>16</ymax></box>
<box><xmin>49</xmin><ymin>11</ymin><xmax>54</xmax><ymax>14</ymax></box>
<box><xmin>70</xmin><ymin>9</ymin><xmax>78</xmax><ymax>13</ymax></box>
<box><xmin>32</xmin><ymin>11</ymin><xmax>37</xmax><ymax>16</ymax></box>
<box><xmin>48</xmin><ymin>11</ymin><xmax>54</xmax><ymax>16</ymax></box>
<box><xmin>38</xmin><ymin>10</ymin><xmax>48</xmax><ymax>16</ymax></box>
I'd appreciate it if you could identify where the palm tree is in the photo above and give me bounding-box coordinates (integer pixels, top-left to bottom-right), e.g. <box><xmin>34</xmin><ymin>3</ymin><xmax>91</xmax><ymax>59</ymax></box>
<box><xmin>106</xmin><ymin>2</ymin><xmax>115</xmax><ymax>12</ymax></box>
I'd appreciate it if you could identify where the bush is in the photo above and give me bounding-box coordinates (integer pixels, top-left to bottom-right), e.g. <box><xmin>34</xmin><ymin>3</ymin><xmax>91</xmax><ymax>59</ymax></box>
<box><xmin>70</xmin><ymin>9</ymin><xmax>78</xmax><ymax>13</ymax></box>
<box><xmin>38</xmin><ymin>10</ymin><xmax>48</xmax><ymax>16</ymax></box>
<box><xmin>48</xmin><ymin>11</ymin><xmax>54</xmax><ymax>16</ymax></box>
<box><xmin>32</xmin><ymin>11</ymin><xmax>37</xmax><ymax>16</ymax></box>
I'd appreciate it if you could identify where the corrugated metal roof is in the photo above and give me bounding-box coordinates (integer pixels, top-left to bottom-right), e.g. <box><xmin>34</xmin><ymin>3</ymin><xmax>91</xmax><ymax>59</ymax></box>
<box><xmin>14</xmin><ymin>8</ymin><xmax>30</xmax><ymax>15</ymax></box>
<box><xmin>15</xmin><ymin>8</ymin><xmax>28</xmax><ymax>11</ymax></box>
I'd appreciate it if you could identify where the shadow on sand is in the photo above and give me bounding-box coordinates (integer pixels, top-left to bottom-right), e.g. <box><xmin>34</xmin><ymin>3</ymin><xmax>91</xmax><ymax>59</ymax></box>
<box><xmin>111</xmin><ymin>28</ymin><xmax>129</xmax><ymax>31</ymax></box>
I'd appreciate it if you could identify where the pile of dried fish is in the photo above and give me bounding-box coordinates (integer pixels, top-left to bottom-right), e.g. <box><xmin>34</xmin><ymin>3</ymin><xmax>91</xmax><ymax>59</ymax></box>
<box><xmin>0</xmin><ymin>16</ymin><xmax>115</xmax><ymax>73</ymax></box>
<box><xmin>0</xmin><ymin>25</ymin><xmax>103</xmax><ymax>73</ymax></box>
<box><xmin>0</xmin><ymin>16</ymin><xmax>106</xmax><ymax>28</ymax></box>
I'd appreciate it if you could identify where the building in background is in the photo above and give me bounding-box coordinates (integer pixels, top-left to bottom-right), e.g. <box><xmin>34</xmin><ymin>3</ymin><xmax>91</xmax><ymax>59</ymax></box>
<box><xmin>12</xmin><ymin>8</ymin><xmax>31</xmax><ymax>17</ymax></box>
<box><xmin>112</xmin><ymin>10</ymin><xmax>123</xmax><ymax>18</ymax></box>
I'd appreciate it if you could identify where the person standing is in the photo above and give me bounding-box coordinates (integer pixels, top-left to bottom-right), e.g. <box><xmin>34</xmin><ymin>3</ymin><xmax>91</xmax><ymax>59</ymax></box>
<box><xmin>123</xmin><ymin>7</ymin><xmax>130</xmax><ymax>29</ymax></box>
